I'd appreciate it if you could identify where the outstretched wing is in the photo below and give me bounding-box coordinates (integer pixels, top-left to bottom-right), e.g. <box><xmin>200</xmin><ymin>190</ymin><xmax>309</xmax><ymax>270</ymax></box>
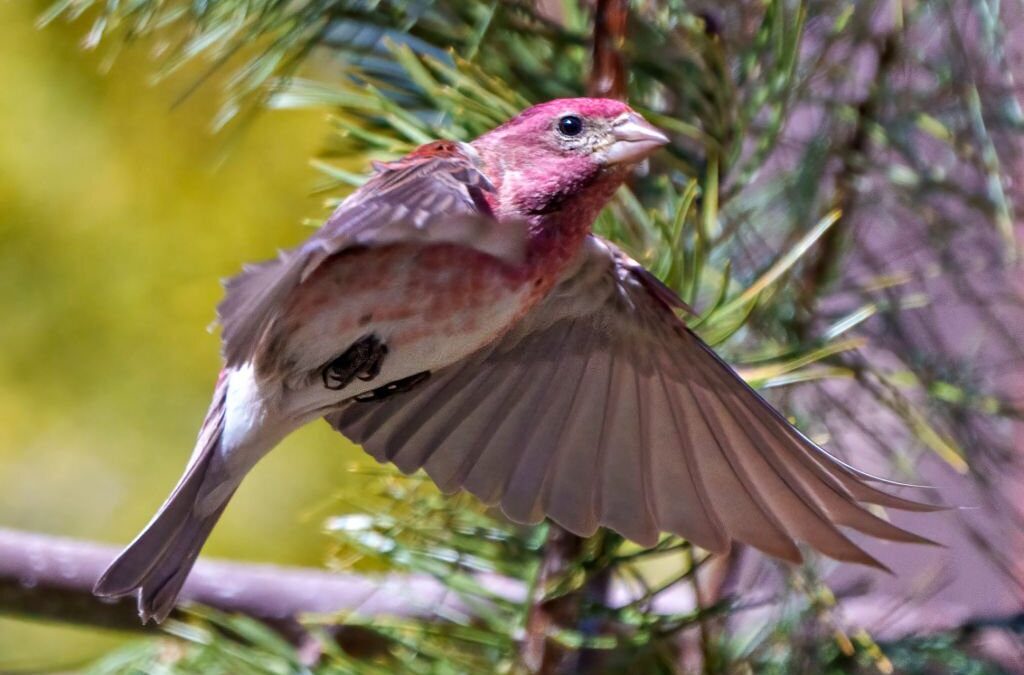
<box><xmin>327</xmin><ymin>236</ymin><xmax>939</xmax><ymax>566</ymax></box>
<box><xmin>218</xmin><ymin>141</ymin><xmax>522</xmax><ymax>367</ymax></box>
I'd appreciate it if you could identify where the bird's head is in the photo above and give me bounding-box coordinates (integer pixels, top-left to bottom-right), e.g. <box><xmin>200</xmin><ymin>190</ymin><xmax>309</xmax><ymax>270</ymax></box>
<box><xmin>472</xmin><ymin>98</ymin><xmax>669</xmax><ymax>220</ymax></box>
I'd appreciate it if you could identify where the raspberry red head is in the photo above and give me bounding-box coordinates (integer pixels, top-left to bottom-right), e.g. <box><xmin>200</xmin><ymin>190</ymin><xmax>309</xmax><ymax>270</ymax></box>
<box><xmin>494</xmin><ymin>97</ymin><xmax>635</xmax><ymax>130</ymax></box>
<box><xmin>472</xmin><ymin>97</ymin><xmax>669</xmax><ymax>219</ymax></box>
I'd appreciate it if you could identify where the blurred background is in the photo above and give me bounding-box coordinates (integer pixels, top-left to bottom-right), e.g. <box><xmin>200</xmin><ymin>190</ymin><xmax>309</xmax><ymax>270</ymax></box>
<box><xmin>0</xmin><ymin>1</ymin><xmax>376</xmax><ymax>667</ymax></box>
<box><xmin>2</xmin><ymin>0</ymin><xmax>1023</xmax><ymax>672</ymax></box>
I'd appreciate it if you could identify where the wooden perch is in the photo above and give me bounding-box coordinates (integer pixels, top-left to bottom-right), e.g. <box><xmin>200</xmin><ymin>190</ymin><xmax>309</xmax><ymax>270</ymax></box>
<box><xmin>0</xmin><ymin>527</ymin><xmax>522</xmax><ymax>648</ymax></box>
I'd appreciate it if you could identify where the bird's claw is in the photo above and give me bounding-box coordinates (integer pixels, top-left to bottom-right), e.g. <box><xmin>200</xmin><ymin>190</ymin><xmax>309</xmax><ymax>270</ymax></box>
<box><xmin>322</xmin><ymin>334</ymin><xmax>388</xmax><ymax>391</ymax></box>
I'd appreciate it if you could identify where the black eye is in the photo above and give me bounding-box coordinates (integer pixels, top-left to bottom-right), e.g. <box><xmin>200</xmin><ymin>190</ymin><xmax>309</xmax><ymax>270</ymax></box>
<box><xmin>557</xmin><ymin>115</ymin><xmax>584</xmax><ymax>137</ymax></box>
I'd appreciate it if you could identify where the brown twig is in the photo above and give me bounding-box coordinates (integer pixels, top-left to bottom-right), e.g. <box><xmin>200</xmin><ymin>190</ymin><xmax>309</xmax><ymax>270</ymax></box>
<box><xmin>519</xmin><ymin>527</ymin><xmax>589</xmax><ymax>674</ymax></box>
<box><xmin>587</xmin><ymin>0</ymin><xmax>629</xmax><ymax>100</ymax></box>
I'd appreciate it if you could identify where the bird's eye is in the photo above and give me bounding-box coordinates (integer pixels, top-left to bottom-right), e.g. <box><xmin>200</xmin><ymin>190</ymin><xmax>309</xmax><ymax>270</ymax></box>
<box><xmin>557</xmin><ymin>115</ymin><xmax>584</xmax><ymax>137</ymax></box>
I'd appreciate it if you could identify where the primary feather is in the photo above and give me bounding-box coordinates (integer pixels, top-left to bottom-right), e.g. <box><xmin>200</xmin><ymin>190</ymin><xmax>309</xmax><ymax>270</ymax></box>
<box><xmin>329</xmin><ymin>237</ymin><xmax>940</xmax><ymax>564</ymax></box>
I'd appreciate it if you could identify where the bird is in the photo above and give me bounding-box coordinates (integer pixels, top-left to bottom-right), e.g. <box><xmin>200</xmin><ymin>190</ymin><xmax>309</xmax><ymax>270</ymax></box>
<box><xmin>94</xmin><ymin>98</ymin><xmax>938</xmax><ymax>623</ymax></box>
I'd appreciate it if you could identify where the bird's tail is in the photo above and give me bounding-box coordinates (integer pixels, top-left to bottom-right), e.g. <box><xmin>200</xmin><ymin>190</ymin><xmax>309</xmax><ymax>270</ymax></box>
<box><xmin>94</xmin><ymin>372</ymin><xmax>235</xmax><ymax>624</ymax></box>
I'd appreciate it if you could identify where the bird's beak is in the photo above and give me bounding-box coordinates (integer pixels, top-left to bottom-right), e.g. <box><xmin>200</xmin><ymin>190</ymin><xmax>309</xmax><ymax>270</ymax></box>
<box><xmin>602</xmin><ymin>113</ymin><xmax>670</xmax><ymax>165</ymax></box>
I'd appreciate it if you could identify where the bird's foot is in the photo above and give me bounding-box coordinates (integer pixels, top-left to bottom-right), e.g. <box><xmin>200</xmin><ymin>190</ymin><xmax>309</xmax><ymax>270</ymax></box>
<box><xmin>322</xmin><ymin>334</ymin><xmax>388</xmax><ymax>391</ymax></box>
<box><xmin>354</xmin><ymin>371</ymin><xmax>431</xmax><ymax>402</ymax></box>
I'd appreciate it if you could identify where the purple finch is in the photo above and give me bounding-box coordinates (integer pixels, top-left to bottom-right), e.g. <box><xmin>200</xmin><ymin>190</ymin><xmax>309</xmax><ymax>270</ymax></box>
<box><xmin>95</xmin><ymin>98</ymin><xmax>936</xmax><ymax>623</ymax></box>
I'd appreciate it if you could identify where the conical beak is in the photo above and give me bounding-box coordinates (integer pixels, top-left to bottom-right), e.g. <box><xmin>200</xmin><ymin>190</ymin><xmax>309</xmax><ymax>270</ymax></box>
<box><xmin>602</xmin><ymin>113</ymin><xmax>670</xmax><ymax>165</ymax></box>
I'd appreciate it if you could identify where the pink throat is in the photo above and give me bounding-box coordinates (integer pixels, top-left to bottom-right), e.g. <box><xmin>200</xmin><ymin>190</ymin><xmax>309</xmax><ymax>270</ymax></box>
<box><xmin>471</xmin><ymin>135</ymin><xmax>630</xmax><ymax>279</ymax></box>
<box><xmin>521</xmin><ymin>165</ymin><xmax>629</xmax><ymax>273</ymax></box>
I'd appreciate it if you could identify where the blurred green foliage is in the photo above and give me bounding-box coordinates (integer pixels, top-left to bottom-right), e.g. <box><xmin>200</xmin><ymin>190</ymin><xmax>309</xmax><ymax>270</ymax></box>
<box><xmin>0</xmin><ymin>1</ymin><xmax>380</xmax><ymax>667</ymax></box>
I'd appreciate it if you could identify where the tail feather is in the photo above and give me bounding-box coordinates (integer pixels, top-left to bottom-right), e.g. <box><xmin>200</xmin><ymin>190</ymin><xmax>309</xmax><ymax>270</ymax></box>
<box><xmin>93</xmin><ymin>481</ymin><xmax>233</xmax><ymax>623</ymax></box>
<box><xmin>94</xmin><ymin>373</ymin><xmax>234</xmax><ymax>623</ymax></box>
<box><xmin>140</xmin><ymin>499</ymin><xmax>232</xmax><ymax>623</ymax></box>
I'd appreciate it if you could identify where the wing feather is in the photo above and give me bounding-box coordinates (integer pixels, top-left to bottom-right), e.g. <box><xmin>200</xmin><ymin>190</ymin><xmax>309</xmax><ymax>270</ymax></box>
<box><xmin>674</xmin><ymin>377</ymin><xmax>803</xmax><ymax>562</ymax></box>
<box><xmin>540</xmin><ymin>345</ymin><xmax>615</xmax><ymax>538</ymax></box>
<box><xmin>327</xmin><ymin>235</ymin><xmax>940</xmax><ymax>567</ymax></box>
<box><xmin>461</xmin><ymin>350</ymin><xmax>564</xmax><ymax>506</ymax></box>
<box><xmin>596</xmin><ymin>354</ymin><xmax>658</xmax><ymax>546</ymax></box>
<box><xmin>372</xmin><ymin>368</ymin><xmax>478</xmax><ymax>459</ymax></box>
<box><xmin>731</xmin><ymin>397</ymin><xmax>937</xmax><ymax>545</ymax></box>
<box><xmin>218</xmin><ymin>142</ymin><xmax>523</xmax><ymax>367</ymax></box>
<box><xmin>686</xmin><ymin>337</ymin><xmax>941</xmax><ymax>513</ymax></box>
<box><xmin>687</xmin><ymin>355</ymin><xmax>887</xmax><ymax>568</ymax></box>
<box><xmin>500</xmin><ymin>320</ymin><xmax>597</xmax><ymax>524</ymax></box>
<box><xmin>390</xmin><ymin>363</ymin><xmax>502</xmax><ymax>479</ymax></box>
<box><xmin>431</xmin><ymin>359</ymin><xmax>537</xmax><ymax>500</ymax></box>
<box><xmin>649</xmin><ymin>367</ymin><xmax>730</xmax><ymax>553</ymax></box>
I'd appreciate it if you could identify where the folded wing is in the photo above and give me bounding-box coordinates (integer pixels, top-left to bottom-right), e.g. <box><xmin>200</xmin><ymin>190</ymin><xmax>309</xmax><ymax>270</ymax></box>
<box><xmin>327</xmin><ymin>236</ymin><xmax>939</xmax><ymax>567</ymax></box>
<box><xmin>218</xmin><ymin>141</ymin><xmax>523</xmax><ymax>367</ymax></box>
